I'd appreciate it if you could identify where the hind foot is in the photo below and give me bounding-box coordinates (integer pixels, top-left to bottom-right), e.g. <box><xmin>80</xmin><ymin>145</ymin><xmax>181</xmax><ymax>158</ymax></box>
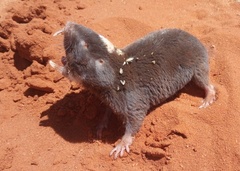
<box><xmin>199</xmin><ymin>84</ymin><xmax>216</xmax><ymax>108</ymax></box>
<box><xmin>110</xmin><ymin>133</ymin><xmax>133</xmax><ymax>159</ymax></box>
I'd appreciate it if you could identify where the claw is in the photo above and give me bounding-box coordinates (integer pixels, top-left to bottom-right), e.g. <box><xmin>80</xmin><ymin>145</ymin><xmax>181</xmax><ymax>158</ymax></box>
<box><xmin>126</xmin><ymin>145</ymin><xmax>130</xmax><ymax>153</ymax></box>
<box><xmin>110</xmin><ymin>143</ymin><xmax>129</xmax><ymax>159</ymax></box>
<box><xmin>110</xmin><ymin>145</ymin><xmax>122</xmax><ymax>159</ymax></box>
<box><xmin>199</xmin><ymin>98</ymin><xmax>215</xmax><ymax>108</ymax></box>
<box><xmin>110</xmin><ymin>133</ymin><xmax>133</xmax><ymax>159</ymax></box>
<box><xmin>199</xmin><ymin>84</ymin><xmax>216</xmax><ymax>108</ymax></box>
<box><xmin>120</xmin><ymin>147</ymin><xmax>125</xmax><ymax>157</ymax></box>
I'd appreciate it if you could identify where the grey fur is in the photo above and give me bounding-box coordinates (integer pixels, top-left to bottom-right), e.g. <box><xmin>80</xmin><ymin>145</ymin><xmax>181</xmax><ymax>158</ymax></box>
<box><xmin>55</xmin><ymin>21</ymin><xmax>215</xmax><ymax>158</ymax></box>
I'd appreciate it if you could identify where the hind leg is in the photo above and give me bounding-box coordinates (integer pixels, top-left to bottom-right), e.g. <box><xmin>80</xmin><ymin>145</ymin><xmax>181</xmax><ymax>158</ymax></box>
<box><xmin>193</xmin><ymin>65</ymin><xmax>216</xmax><ymax>108</ymax></box>
<box><xmin>199</xmin><ymin>84</ymin><xmax>216</xmax><ymax>108</ymax></box>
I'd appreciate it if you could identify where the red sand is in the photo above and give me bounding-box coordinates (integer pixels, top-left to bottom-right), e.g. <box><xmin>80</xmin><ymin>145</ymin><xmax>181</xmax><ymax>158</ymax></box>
<box><xmin>0</xmin><ymin>0</ymin><xmax>240</xmax><ymax>170</ymax></box>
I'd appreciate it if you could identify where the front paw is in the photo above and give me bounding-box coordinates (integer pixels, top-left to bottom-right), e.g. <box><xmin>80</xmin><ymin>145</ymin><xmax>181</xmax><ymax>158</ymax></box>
<box><xmin>110</xmin><ymin>134</ymin><xmax>133</xmax><ymax>159</ymax></box>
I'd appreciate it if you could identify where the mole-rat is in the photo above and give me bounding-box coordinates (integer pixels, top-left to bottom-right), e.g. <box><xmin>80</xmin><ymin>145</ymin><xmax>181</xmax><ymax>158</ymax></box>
<box><xmin>49</xmin><ymin>21</ymin><xmax>216</xmax><ymax>159</ymax></box>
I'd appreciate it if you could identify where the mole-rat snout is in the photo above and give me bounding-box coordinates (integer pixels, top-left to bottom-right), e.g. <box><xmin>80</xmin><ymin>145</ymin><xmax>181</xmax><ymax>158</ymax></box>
<box><xmin>63</xmin><ymin>22</ymin><xmax>80</xmax><ymax>38</ymax></box>
<box><xmin>52</xmin><ymin>21</ymin><xmax>119</xmax><ymax>87</ymax></box>
<box><xmin>64</xmin><ymin>21</ymin><xmax>75</xmax><ymax>31</ymax></box>
<box><xmin>53</xmin><ymin>21</ymin><xmax>76</xmax><ymax>37</ymax></box>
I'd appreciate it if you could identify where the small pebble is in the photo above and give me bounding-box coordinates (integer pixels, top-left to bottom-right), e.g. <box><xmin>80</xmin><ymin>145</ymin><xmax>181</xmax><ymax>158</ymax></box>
<box><xmin>0</xmin><ymin>79</ymin><xmax>11</xmax><ymax>91</ymax></box>
<box><xmin>13</xmin><ymin>94</ymin><xmax>22</xmax><ymax>102</ymax></box>
<box><xmin>53</xmin><ymin>75</ymin><xmax>64</xmax><ymax>83</ymax></box>
<box><xmin>46</xmin><ymin>98</ymin><xmax>55</xmax><ymax>104</ymax></box>
<box><xmin>142</xmin><ymin>147</ymin><xmax>166</xmax><ymax>160</ymax></box>
<box><xmin>210</xmin><ymin>45</ymin><xmax>215</xmax><ymax>49</ymax></box>
<box><xmin>31</xmin><ymin>161</ymin><xmax>38</xmax><ymax>166</ymax></box>
<box><xmin>76</xmin><ymin>4</ymin><xmax>86</xmax><ymax>10</ymax></box>
<box><xmin>25</xmin><ymin>77</ymin><xmax>55</xmax><ymax>93</ymax></box>
<box><xmin>71</xmin><ymin>82</ymin><xmax>80</xmax><ymax>90</ymax></box>
<box><xmin>33</xmin><ymin>95</ymin><xmax>38</xmax><ymax>101</ymax></box>
<box><xmin>23</xmin><ymin>67</ymin><xmax>32</xmax><ymax>79</ymax></box>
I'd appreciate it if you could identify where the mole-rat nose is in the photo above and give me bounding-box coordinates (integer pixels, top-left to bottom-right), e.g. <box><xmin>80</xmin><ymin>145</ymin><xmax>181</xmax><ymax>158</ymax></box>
<box><xmin>65</xmin><ymin>21</ymin><xmax>76</xmax><ymax>32</ymax></box>
<box><xmin>53</xmin><ymin>21</ymin><xmax>76</xmax><ymax>36</ymax></box>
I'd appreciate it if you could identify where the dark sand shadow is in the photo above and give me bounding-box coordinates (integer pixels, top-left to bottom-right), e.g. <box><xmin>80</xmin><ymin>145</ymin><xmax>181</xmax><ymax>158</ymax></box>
<box><xmin>39</xmin><ymin>82</ymin><xmax>204</xmax><ymax>143</ymax></box>
<box><xmin>40</xmin><ymin>90</ymin><xmax>124</xmax><ymax>144</ymax></box>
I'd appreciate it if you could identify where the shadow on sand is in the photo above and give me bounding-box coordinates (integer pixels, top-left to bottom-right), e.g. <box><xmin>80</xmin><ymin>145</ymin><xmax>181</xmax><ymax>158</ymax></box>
<box><xmin>40</xmin><ymin>90</ymin><xmax>124</xmax><ymax>144</ymax></box>
<box><xmin>39</xmin><ymin>82</ymin><xmax>204</xmax><ymax>143</ymax></box>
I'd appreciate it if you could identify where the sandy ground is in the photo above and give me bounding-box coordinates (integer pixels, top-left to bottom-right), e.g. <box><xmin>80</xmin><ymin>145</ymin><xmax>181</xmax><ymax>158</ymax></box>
<box><xmin>0</xmin><ymin>0</ymin><xmax>240</xmax><ymax>170</ymax></box>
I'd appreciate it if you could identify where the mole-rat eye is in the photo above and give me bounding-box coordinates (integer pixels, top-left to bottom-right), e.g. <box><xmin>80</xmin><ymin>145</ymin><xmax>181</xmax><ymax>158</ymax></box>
<box><xmin>80</xmin><ymin>40</ymin><xmax>89</xmax><ymax>49</ymax></box>
<box><xmin>99</xmin><ymin>59</ymin><xmax>104</xmax><ymax>64</ymax></box>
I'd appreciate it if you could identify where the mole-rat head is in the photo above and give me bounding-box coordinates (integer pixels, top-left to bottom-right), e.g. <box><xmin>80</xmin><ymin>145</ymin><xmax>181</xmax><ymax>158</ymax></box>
<box><xmin>52</xmin><ymin>22</ymin><xmax>118</xmax><ymax>89</ymax></box>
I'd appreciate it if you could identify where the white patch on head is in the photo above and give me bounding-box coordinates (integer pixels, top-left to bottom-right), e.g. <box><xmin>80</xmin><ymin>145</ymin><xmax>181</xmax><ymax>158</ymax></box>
<box><xmin>116</xmin><ymin>49</ymin><xmax>124</xmax><ymax>56</ymax></box>
<box><xmin>99</xmin><ymin>35</ymin><xmax>115</xmax><ymax>53</ymax></box>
